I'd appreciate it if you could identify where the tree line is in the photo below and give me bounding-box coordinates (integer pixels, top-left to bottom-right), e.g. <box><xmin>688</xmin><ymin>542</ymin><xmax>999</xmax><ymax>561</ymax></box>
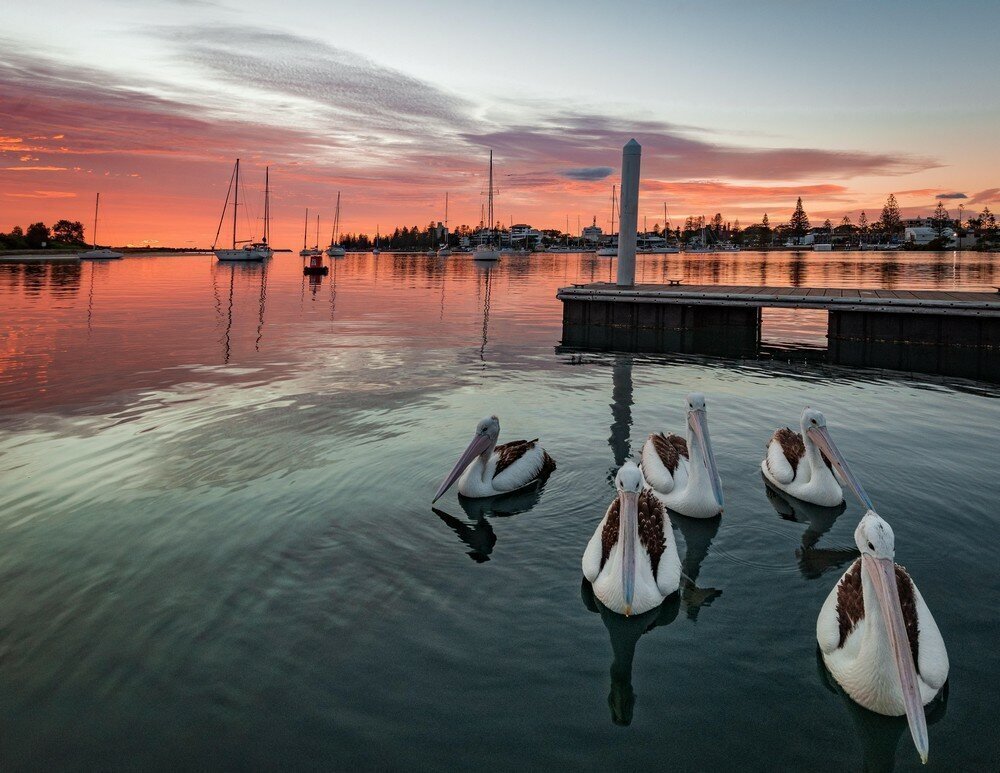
<box><xmin>0</xmin><ymin>220</ymin><xmax>87</xmax><ymax>250</ymax></box>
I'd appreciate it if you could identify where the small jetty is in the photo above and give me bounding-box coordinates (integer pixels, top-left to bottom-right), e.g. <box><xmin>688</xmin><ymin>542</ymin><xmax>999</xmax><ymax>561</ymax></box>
<box><xmin>559</xmin><ymin>140</ymin><xmax>1000</xmax><ymax>382</ymax></box>
<box><xmin>559</xmin><ymin>282</ymin><xmax>1000</xmax><ymax>381</ymax></box>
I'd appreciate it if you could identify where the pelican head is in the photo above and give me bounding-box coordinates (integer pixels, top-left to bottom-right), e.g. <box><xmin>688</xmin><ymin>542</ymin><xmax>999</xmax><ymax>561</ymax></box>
<box><xmin>615</xmin><ymin>461</ymin><xmax>644</xmax><ymax>616</ymax></box>
<box><xmin>686</xmin><ymin>392</ymin><xmax>723</xmax><ymax>511</ymax></box>
<box><xmin>855</xmin><ymin>512</ymin><xmax>929</xmax><ymax>764</ymax></box>
<box><xmin>432</xmin><ymin>416</ymin><xmax>500</xmax><ymax>503</ymax></box>
<box><xmin>801</xmin><ymin>407</ymin><xmax>874</xmax><ymax>510</ymax></box>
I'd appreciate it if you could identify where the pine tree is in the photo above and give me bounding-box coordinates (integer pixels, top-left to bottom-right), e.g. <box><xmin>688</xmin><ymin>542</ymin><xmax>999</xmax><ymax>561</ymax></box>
<box><xmin>931</xmin><ymin>202</ymin><xmax>949</xmax><ymax>237</ymax></box>
<box><xmin>880</xmin><ymin>194</ymin><xmax>901</xmax><ymax>239</ymax></box>
<box><xmin>981</xmin><ymin>207</ymin><xmax>996</xmax><ymax>237</ymax></box>
<box><xmin>859</xmin><ymin>211</ymin><xmax>868</xmax><ymax>233</ymax></box>
<box><xmin>789</xmin><ymin>197</ymin><xmax>810</xmax><ymax>241</ymax></box>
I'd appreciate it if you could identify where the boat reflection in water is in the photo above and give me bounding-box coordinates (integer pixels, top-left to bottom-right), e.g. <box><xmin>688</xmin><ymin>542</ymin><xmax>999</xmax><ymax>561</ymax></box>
<box><xmin>212</xmin><ymin>259</ymin><xmax>270</xmax><ymax>364</ymax></box>
<box><xmin>815</xmin><ymin>648</ymin><xmax>949</xmax><ymax>773</ymax></box>
<box><xmin>431</xmin><ymin>485</ymin><xmax>545</xmax><ymax>564</ymax></box>
<box><xmin>762</xmin><ymin>477</ymin><xmax>858</xmax><ymax>580</ymax></box>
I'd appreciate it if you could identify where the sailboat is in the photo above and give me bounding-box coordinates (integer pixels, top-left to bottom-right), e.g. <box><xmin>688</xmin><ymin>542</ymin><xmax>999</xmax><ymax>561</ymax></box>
<box><xmin>437</xmin><ymin>194</ymin><xmax>452</xmax><ymax>256</ymax></box>
<box><xmin>299</xmin><ymin>207</ymin><xmax>323</xmax><ymax>258</ymax></box>
<box><xmin>684</xmin><ymin>221</ymin><xmax>717</xmax><ymax>254</ymax></box>
<box><xmin>300</xmin><ymin>209</ymin><xmax>322</xmax><ymax>257</ymax></box>
<box><xmin>214</xmin><ymin>159</ymin><xmax>272</xmax><ymax>261</ymax></box>
<box><xmin>596</xmin><ymin>185</ymin><xmax>618</xmax><ymax>256</ymax></box>
<box><xmin>78</xmin><ymin>193</ymin><xmax>124</xmax><ymax>259</ymax></box>
<box><xmin>326</xmin><ymin>192</ymin><xmax>346</xmax><ymax>257</ymax></box>
<box><xmin>640</xmin><ymin>202</ymin><xmax>680</xmax><ymax>254</ymax></box>
<box><xmin>473</xmin><ymin>151</ymin><xmax>500</xmax><ymax>261</ymax></box>
<box><xmin>373</xmin><ymin>224</ymin><xmax>381</xmax><ymax>255</ymax></box>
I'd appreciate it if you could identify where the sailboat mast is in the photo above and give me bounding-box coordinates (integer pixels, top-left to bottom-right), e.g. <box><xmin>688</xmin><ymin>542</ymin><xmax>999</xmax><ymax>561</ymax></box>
<box><xmin>263</xmin><ymin>166</ymin><xmax>269</xmax><ymax>245</ymax></box>
<box><xmin>303</xmin><ymin>208</ymin><xmax>309</xmax><ymax>250</ymax></box>
<box><xmin>488</xmin><ymin>150</ymin><xmax>494</xmax><ymax>245</ymax></box>
<box><xmin>232</xmin><ymin>158</ymin><xmax>240</xmax><ymax>250</ymax></box>
<box><xmin>611</xmin><ymin>184</ymin><xmax>616</xmax><ymax>237</ymax></box>
<box><xmin>332</xmin><ymin>192</ymin><xmax>341</xmax><ymax>247</ymax></box>
<box><xmin>92</xmin><ymin>192</ymin><xmax>100</xmax><ymax>250</ymax></box>
<box><xmin>315</xmin><ymin>215</ymin><xmax>320</xmax><ymax>249</ymax></box>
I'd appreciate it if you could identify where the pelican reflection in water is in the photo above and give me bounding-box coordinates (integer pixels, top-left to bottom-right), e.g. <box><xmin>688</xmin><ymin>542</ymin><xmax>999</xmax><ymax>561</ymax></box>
<box><xmin>581</xmin><ymin>579</ymin><xmax>680</xmax><ymax>726</ymax></box>
<box><xmin>430</xmin><ymin>486</ymin><xmax>545</xmax><ymax>563</ymax></box>
<box><xmin>762</xmin><ymin>476</ymin><xmax>858</xmax><ymax>580</ymax></box>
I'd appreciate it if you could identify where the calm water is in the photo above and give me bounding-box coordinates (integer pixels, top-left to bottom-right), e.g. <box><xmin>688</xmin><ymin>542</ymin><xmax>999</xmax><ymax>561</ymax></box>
<box><xmin>1</xmin><ymin>251</ymin><xmax>998</xmax><ymax>771</ymax></box>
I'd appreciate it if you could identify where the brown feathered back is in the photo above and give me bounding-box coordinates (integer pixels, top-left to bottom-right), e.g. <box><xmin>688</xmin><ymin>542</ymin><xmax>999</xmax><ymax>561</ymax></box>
<box><xmin>599</xmin><ymin>490</ymin><xmax>667</xmax><ymax>580</ymax></box>
<box><xmin>650</xmin><ymin>433</ymin><xmax>688</xmax><ymax>474</ymax></box>
<box><xmin>835</xmin><ymin>558</ymin><xmax>921</xmax><ymax>673</ymax></box>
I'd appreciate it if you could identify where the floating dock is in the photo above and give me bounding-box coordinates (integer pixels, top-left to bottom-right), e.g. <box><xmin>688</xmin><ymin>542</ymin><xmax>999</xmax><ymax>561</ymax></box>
<box><xmin>558</xmin><ymin>283</ymin><xmax>1000</xmax><ymax>382</ymax></box>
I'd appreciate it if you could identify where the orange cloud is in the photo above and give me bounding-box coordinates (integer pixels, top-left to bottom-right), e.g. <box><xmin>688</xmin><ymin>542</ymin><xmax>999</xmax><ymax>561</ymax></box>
<box><xmin>3</xmin><ymin>166</ymin><xmax>68</xmax><ymax>171</ymax></box>
<box><xmin>5</xmin><ymin>190</ymin><xmax>77</xmax><ymax>199</ymax></box>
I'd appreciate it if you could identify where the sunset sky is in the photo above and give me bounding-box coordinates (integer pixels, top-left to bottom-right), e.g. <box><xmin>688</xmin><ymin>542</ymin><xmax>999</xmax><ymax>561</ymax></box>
<box><xmin>2</xmin><ymin>0</ymin><xmax>997</xmax><ymax>247</ymax></box>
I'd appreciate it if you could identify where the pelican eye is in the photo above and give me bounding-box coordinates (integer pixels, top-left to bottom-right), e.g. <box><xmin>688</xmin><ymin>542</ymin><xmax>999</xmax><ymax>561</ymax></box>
<box><xmin>867</xmin><ymin>541</ymin><xmax>874</xmax><ymax>551</ymax></box>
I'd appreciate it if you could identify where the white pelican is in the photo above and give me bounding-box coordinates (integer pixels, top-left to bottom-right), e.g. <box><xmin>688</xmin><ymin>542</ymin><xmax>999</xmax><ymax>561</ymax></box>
<box><xmin>640</xmin><ymin>392</ymin><xmax>724</xmax><ymax>519</ymax></box>
<box><xmin>432</xmin><ymin>416</ymin><xmax>556</xmax><ymax>502</ymax></box>
<box><xmin>762</xmin><ymin>407</ymin><xmax>874</xmax><ymax>509</ymax></box>
<box><xmin>817</xmin><ymin>512</ymin><xmax>948</xmax><ymax>764</ymax></box>
<box><xmin>582</xmin><ymin>462</ymin><xmax>681</xmax><ymax>616</ymax></box>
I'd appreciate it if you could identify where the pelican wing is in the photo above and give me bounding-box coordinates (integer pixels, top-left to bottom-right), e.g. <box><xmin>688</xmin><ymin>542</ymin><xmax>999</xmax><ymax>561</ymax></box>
<box><xmin>491</xmin><ymin>440</ymin><xmax>556</xmax><ymax>492</ymax></box>
<box><xmin>765</xmin><ymin>428</ymin><xmax>803</xmax><ymax>485</ymax></box>
<box><xmin>817</xmin><ymin>558</ymin><xmax>862</xmax><ymax>655</ymax></box>
<box><xmin>582</xmin><ymin>498</ymin><xmax>617</xmax><ymax>582</ymax></box>
<box><xmin>637</xmin><ymin>491</ymin><xmax>681</xmax><ymax>596</ymax></box>
<box><xmin>641</xmin><ymin>433</ymin><xmax>686</xmax><ymax>494</ymax></box>
<box><xmin>902</xmin><ymin>567</ymin><xmax>949</xmax><ymax>690</ymax></box>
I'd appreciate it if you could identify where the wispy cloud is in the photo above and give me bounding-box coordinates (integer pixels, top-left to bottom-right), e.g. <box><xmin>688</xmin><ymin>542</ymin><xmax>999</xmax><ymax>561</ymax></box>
<box><xmin>5</xmin><ymin>190</ymin><xmax>77</xmax><ymax>198</ymax></box>
<box><xmin>2</xmin><ymin>166</ymin><xmax>68</xmax><ymax>171</ymax></box>
<box><xmin>935</xmin><ymin>191</ymin><xmax>967</xmax><ymax>199</ymax></box>
<box><xmin>969</xmin><ymin>188</ymin><xmax>999</xmax><ymax>205</ymax></box>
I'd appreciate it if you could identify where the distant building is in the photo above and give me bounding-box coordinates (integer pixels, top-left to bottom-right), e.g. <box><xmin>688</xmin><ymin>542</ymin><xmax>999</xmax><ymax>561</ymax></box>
<box><xmin>582</xmin><ymin>219</ymin><xmax>603</xmax><ymax>244</ymax></box>
<box><xmin>510</xmin><ymin>223</ymin><xmax>542</xmax><ymax>244</ymax></box>
<box><xmin>905</xmin><ymin>226</ymin><xmax>955</xmax><ymax>246</ymax></box>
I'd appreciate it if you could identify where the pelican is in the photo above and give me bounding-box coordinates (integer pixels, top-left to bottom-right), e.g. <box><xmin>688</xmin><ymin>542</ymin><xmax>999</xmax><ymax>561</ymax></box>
<box><xmin>432</xmin><ymin>416</ymin><xmax>556</xmax><ymax>502</ymax></box>
<box><xmin>817</xmin><ymin>512</ymin><xmax>948</xmax><ymax>764</ymax></box>
<box><xmin>640</xmin><ymin>392</ymin><xmax>724</xmax><ymax>519</ymax></box>
<box><xmin>582</xmin><ymin>462</ymin><xmax>681</xmax><ymax>616</ymax></box>
<box><xmin>762</xmin><ymin>407</ymin><xmax>874</xmax><ymax>509</ymax></box>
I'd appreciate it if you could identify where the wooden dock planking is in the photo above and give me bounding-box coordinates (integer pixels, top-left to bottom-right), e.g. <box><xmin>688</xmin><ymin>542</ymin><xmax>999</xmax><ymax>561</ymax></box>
<box><xmin>556</xmin><ymin>283</ymin><xmax>1000</xmax><ymax>317</ymax></box>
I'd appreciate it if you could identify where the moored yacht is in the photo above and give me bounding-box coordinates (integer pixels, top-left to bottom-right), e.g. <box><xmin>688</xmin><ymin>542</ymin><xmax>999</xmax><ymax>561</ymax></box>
<box><xmin>326</xmin><ymin>192</ymin><xmax>346</xmax><ymax>257</ymax></box>
<box><xmin>78</xmin><ymin>193</ymin><xmax>124</xmax><ymax>260</ymax></box>
<box><xmin>214</xmin><ymin>160</ymin><xmax>272</xmax><ymax>261</ymax></box>
<box><xmin>473</xmin><ymin>151</ymin><xmax>500</xmax><ymax>261</ymax></box>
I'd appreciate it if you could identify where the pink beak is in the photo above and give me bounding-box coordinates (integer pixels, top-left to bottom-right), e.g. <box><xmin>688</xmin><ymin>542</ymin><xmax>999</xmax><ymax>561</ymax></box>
<box><xmin>433</xmin><ymin>433</ymin><xmax>492</xmax><ymax>503</ymax></box>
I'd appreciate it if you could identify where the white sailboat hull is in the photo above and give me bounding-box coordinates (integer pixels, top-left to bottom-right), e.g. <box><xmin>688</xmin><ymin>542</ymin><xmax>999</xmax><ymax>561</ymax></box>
<box><xmin>596</xmin><ymin>247</ymin><xmax>617</xmax><ymax>256</ymax></box>
<box><xmin>79</xmin><ymin>249</ymin><xmax>124</xmax><ymax>260</ymax></box>
<box><xmin>473</xmin><ymin>246</ymin><xmax>500</xmax><ymax>261</ymax></box>
<box><xmin>299</xmin><ymin>248</ymin><xmax>322</xmax><ymax>257</ymax></box>
<box><xmin>326</xmin><ymin>246</ymin><xmax>346</xmax><ymax>258</ymax></box>
<box><xmin>215</xmin><ymin>246</ymin><xmax>269</xmax><ymax>261</ymax></box>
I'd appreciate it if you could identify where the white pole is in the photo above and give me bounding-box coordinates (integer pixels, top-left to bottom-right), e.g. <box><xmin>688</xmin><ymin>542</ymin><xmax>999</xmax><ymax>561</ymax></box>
<box><xmin>616</xmin><ymin>139</ymin><xmax>641</xmax><ymax>286</ymax></box>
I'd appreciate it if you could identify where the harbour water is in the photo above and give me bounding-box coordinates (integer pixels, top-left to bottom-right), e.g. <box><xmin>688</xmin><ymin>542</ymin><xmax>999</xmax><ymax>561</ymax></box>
<box><xmin>1</xmin><ymin>251</ymin><xmax>998</xmax><ymax>770</ymax></box>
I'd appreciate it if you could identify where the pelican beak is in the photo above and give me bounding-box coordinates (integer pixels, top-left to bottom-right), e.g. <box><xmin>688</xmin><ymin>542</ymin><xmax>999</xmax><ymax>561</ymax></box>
<box><xmin>806</xmin><ymin>425</ymin><xmax>874</xmax><ymax>510</ymax></box>
<box><xmin>433</xmin><ymin>432</ymin><xmax>492</xmax><ymax>503</ymax></box>
<box><xmin>689</xmin><ymin>408</ymin><xmax>724</xmax><ymax>511</ymax></box>
<box><xmin>863</xmin><ymin>553</ymin><xmax>929</xmax><ymax>764</ymax></box>
<box><xmin>620</xmin><ymin>490</ymin><xmax>639</xmax><ymax>617</ymax></box>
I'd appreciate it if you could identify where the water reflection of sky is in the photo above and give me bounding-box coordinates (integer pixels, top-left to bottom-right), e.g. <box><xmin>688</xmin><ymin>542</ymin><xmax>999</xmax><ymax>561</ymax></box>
<box><xmin>0</xmin><ymin>251</ymin><xmax>998</xmax><ymax>770</ymax></box>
